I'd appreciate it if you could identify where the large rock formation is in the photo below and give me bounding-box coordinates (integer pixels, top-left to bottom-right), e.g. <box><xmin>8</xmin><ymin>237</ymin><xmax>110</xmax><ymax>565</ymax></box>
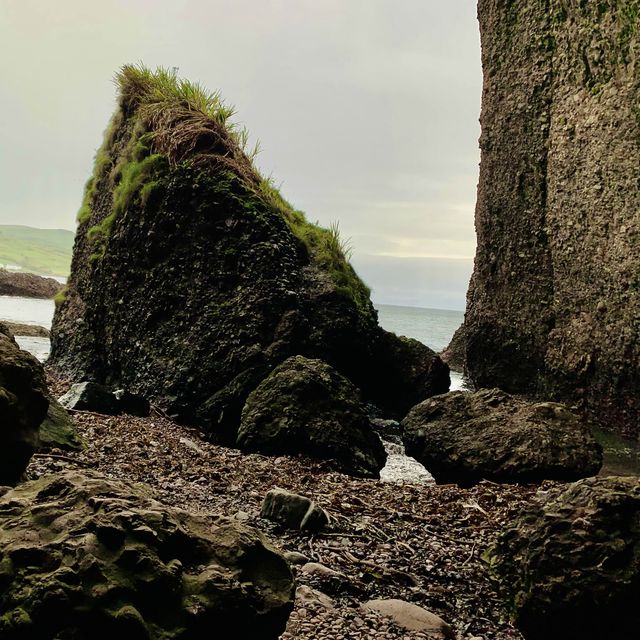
<box><xmin>402</xmin><ymin>388</ymin><xmax>602</xmax><ymax>485</ymax></box>
<box><xmin>0</xmin><ymin>323</ymin><xmax>49</xmax><ymax>484</ymax></box>
<box><xmin>0</xmin><ymin>471</ymin><xmax>294</xmax><ymax>639</ymax></box>
<box><xmin>50</xmin><ymin>65</ymin><xmax>448</xmax><ymax>442</ymax></box>
<box><xmin>484</xmin><ymin>476</ymin><xmax>640</xmax><ymax>640</ymax></box>
<box><xmin>238</xmin><ymin>356</ymin><xmax>387</xmax><ymax>478</ymax></box>
<box><xmin>0</xmin><ymin>268</ymin><xmax>63</xmax><ymax>299</ymax></box>
<box><xmin>460</xmin><ymin>1</ymin><xmax>640</xmax><ymax>436</ymax></box>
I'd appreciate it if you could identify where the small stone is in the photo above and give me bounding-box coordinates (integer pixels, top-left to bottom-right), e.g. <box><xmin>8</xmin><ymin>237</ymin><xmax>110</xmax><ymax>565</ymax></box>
<box><xmin>299</xmin><ymin>563</ymin><xmax>346</xmax><ymax>580</ymax></box>
<box><xmin>296</xmin><ymin>585</ymin><xmax>335</xmax><ymax>610</ymax></box>
<box><xmin>179</xmin><ymin>437</ymin><xmax>205</xmax><ymax>455</ymax></box>
<box><xmin>261</xmin><ymin>488</ymin><xmax>329</xmax><ymax>532</ymax></box>
<box><xmin>284</xmin><ymin>551</ymin><xmax>310</xmax><ymax>565</ymax></box>
<box><xmin>360</xmin><ymin>599</ymin><xmax>454</xmax><ymax>638</ymax></box>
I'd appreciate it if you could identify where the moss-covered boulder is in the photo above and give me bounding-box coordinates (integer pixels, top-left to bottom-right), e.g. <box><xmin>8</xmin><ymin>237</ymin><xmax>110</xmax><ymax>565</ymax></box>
<box><xmin>484</xmin><ymin>476</ymin><xmax>640</xmax><ymax>640</ymax></box>
<box><xmin>0</xmin><ymin>470</ymin><xmax>294</xmax><ymax>639</ymax></box>
<box><xmin>49</xmin><ymin>64</ymin><xmax>448</xmax><ymax>441</ymax></box>
<box><xmin>0</xmin><ymin>323</ymin><xmax>49</xmax><ymax>484</ymax></box>
<box><xmin>402</xmin><ymin>389</ymin><xmax>602</xmax><ymax>485</ymax></box>
<box><xmin>38</xmin><ymin>398</ymin><xmax>84</xmax><ymax>451</ymax></box>
<box><xmin>238</xmin><ymin>356</ymin><xmax>386</xmax><ymax>477</ymax></box>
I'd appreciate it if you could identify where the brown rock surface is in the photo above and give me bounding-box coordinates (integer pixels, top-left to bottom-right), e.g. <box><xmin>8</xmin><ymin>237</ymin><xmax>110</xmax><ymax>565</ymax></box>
<box><xmin>361</xmin><ymin>599</ymin><xmax>454</xmax><ymax>638</ymax></box>
<box><xmin>402</xmin><ymin>389</ymin><xmax>602</xmax><ymax>486</ymax></box>
<box><xmin>0</xmin><ymin>470</ymin><xmax>295</xmax><ymax>639</ymax></box>
<box><xmin>462</xmin><ymin>1</ymin><xmax>640</xmax><ymax>436</ymax></box>
<box><xmin>1</xmin><ymin>322</ymin><xmax>50</xmax><ymax>338</ymax></box>
<box><xmin>485</xmin><ymin>476</ymin><xmax>640</xmax><ymax>640</ymax></box>
<box><xmin>0</xmin><ymin>268</ymin><xmax>63</xmax><ymax>298</ymax></box>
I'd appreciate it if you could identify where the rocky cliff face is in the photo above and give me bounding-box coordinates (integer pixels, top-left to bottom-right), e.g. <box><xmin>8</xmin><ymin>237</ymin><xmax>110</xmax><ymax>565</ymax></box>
<box><xmin>464</xmin><ymin>1</ymin><xmax>640</xmax><ymax>436</ymax></box>
<box><xmin>50</xmin><ymin>66</ymin><xmax>448</xmax><ymax>441</ymax></box>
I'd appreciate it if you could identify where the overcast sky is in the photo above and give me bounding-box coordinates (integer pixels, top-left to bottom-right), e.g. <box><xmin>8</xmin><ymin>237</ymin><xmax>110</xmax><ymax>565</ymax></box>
<box><xmin>0</xmin><ymin>0</ymin><xmax>481</xmax><ymax>310</ymax></box>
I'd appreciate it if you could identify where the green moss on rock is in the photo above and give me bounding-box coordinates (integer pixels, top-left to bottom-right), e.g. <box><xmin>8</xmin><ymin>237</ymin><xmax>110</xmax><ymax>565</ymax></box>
<box><xmin>0</xmin><ymin>471</ymin><xmax>295</xmax><ymax>639</ymax></box>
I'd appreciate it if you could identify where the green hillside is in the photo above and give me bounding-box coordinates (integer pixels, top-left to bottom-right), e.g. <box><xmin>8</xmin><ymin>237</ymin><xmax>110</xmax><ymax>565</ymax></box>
<box><xmin>0</xmin><ymin>225</ymin><xmax>74</xmax><ymax>276</ymax></box>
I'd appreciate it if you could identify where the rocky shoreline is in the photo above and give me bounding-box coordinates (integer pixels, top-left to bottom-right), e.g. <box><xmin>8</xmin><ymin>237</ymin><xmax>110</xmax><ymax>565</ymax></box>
<box><xmin>0</xmin><ymin>268</ymin><xmax>63</xmax><ymax>299</ymax></box>
<box><xmin>24</xmin><ymin>371</ymin><xmax>541</xmax><ymax>640</ymax></box>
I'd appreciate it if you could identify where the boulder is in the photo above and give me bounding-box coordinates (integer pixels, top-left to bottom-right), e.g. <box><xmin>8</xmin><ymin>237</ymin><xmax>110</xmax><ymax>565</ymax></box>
<box><xmin>49</xmin><ymin>64</ymin><xmax>447</xmax><ymax>443</ymax></box>
<box><xmin>368</xmin><ymin>331</ymin><xmax>450</xmax><ymax>418</ymax></box>
<box><xmin>402</xmin><ymin>389</ymin><xmax>602</xmax><ymax>486</ymax></box>
<box><xmin>58</xmin><ymin>381</ymin><xmax>120</xmax><ymax>415</ymax></box>
<box><xmin>238</xmin><ymin>356</ymin><xmax>387</xmax><ymax>478</ymax></box>
<box><xmin>484</xmin><ymin>476</ymin><xmax>640</xmax><ymax>640</ymax></box>
<box><xmin>361</xmin><ymin>599</ymin><xmax>454</xmax><ymax>638</ymax></box>
<box><xmin>0</xmin><ymin>323</ymin><xmax>49</xmax><ymax>484</ymax></box>
<box><xmin>38</xmin><ymin>397</ymin><xmax>84</xmax><ymax>451</ymax></box>
<box><xmin>114</xmin><ymin>389</ymin><xmax>151</xmax><ymax>417</ymax></box>
<box><xmin>0</xmin><ymin>470</ymin><xmax>295</xmax><ymax>639</ymax></box>
<box><xmin>261</xmin><ymin>488</ymin><xmax>329</xmax><ymax>532</ymax></box>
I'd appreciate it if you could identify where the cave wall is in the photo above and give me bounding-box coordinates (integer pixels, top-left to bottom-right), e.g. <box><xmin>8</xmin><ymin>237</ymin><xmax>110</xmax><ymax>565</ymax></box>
<box><xmin>466</xmin><ymin>0</ymin><xmax>640</xmax><ymax>436</ymax></box>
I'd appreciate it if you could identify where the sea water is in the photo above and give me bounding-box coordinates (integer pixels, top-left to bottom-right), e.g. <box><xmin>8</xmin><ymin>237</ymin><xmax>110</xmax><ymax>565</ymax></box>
<box><xmin>0</xmin><ymin>296</ymin><xmax>54</xmax><ymax>361</ymax></box>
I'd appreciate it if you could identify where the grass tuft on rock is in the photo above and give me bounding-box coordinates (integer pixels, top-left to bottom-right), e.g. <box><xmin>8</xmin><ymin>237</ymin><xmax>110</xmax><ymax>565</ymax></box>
<box><xmin>75</xmin><ymin>64</ymin><xmax>371</xmax><ymax>313</ymax></box>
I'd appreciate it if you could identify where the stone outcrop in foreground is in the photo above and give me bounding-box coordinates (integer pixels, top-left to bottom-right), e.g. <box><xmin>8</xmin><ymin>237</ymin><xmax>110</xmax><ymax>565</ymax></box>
<box><xmin>0</xmin><ymin>323</ymin><xmax>48</xmax><ymax>484</ymax></box>
<box><xmin>0</xmin><ymin>471</ymin><xmax>294</xmax><ymax>639</ymax></box>
<box><xmin>50</xmin><ymin>65</ymin><xmax>448</xmax><ymax>443</ymax></box>
<box><xmin>402</xmin><ymin>389</ymin><xmax>602</xmax><ymax>485</ymax></box>
<box><xmin>238</xmin><ymin>356</ymin><xmax>387</xmax><ymax>477</ymax></box>
<box><xmin>0</xmin><ymin>268</ymin><xmax>63</xmax><ymax>299</ymax></box>
<box><xmin>459</xmin><ymin>1</ymin><xmax>640</xmax><ymax>436</ymax></box>
<box><xmin>484</xmin><ymin>476</ymin><xmax>640</xmax><ymax>640</ymax></box>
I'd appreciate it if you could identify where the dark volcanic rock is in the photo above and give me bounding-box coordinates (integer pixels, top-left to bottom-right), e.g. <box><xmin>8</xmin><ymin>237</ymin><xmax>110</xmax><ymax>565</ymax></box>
<box><xmin>440</xmin><ymin>324</ymin><xmax>466</xmax><ymax>373</ymax></box>
<box><xmin>485</xmin><ymin>476</ymin><xmax>640</xmax><ymax>640</ymax></box>
<box><xmin>49</xmin><ymin>65</ymin><xmax>447</xmax><ymax>443</ymax></box>
<box><xmin>0</xmin><ymin>470</ymin><xmax>294</xmax><ymax>639</ymax></box>
<box><xmin>114</xmin><ymin>389</ymin><xmax>151</xmax><ymax>417</ymax></box>
<box><xmin>0</xmin><ymin>268</ymin><xmax>63</xmax><ymax>299</ymax></box>
<box><xmin>0</xmin><ymin>323</ymin><xmax>49</xmax><ymax>484</ymax></box>
<box><xmin>238</xmin><ymin>356</ymin><xmax>387</xmax><ymax>478</ymax></box>
<box><xmin>402</xmin><ymin>389</ymin><xmax>602</xmax><ymax>486</ymax></box>
<box><xmin>368</xmin><ymin>331</ymin><xmax>450</xmax><ymax>418</ymax></box>
<box><xmin>261</xmin><ymin>488</ymin><xmax>329</xmax><ymax>532</ymax></box>
<box><xmin>58</xmin><ymin>381</ymin><xmax>120</xmax><ymax>415</ymax></box>
<box><xmin>461</xmin><ymin>1</ymin><xmax>640</xmax><ymax>436</ymax></box>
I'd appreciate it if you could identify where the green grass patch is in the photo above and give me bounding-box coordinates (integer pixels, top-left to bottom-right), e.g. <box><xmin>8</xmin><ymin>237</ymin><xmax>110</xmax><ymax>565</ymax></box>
<box><xmin>78</xmin><ymin>64</ymin><xmax>372</xmax><ymax>315</ymax></box>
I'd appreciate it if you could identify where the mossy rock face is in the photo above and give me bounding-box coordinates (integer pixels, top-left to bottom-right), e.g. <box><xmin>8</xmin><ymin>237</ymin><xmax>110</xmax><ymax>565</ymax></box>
<box><xmin>38</xmin><ymin>398</ymin><xmax>84</xmax><ymax>451</ymax></box>
<box><xmin>238</xmin><ymin>356</ymin><xmax>387</xmax><ymax>478</ymax></box>
<box><xmin>0</xmin><ymin>323</ymin><xmax>48</xmax><ymax>484</ymax></box>
<box><xmin>464</xmin><ymin>1</ymin><xmax>640</xmax><ymax>436</ymax></box>
<box><xmin>50</xmin><ymin>65</ymin><xmax>448</xmax><ymax>440</ymax></box>
<box><xmin>402</xmin><ymin>388</ymin><xmax>602</xmax><ymax>486</ymax></box>
<box><xmin>0</xmin><ymin>470</ymin><xmax>295</xmax><ymax>639</ymax></box>
<box><xmin>485</xmin><ymin>476</ymin><xmax>640</xmax><ymax>640</ymax></box>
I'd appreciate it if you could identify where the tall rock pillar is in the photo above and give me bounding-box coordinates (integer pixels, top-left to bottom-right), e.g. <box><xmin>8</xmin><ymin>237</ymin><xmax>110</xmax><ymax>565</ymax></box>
<box><xmin>465</xmin><ymin>1</ymin><xmax>640</xmax><ymax>437</ymax></box>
